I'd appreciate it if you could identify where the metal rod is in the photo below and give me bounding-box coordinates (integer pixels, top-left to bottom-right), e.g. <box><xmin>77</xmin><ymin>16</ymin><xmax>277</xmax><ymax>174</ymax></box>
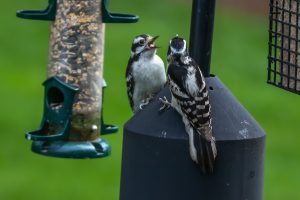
<box><xmin>189</xmin><ymin>0</ymin><xmax>216</xmax><ymax>77</ymax></box>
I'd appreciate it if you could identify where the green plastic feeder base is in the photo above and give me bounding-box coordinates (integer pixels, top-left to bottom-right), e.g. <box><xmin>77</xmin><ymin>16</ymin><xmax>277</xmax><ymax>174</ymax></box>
<box><xmin>31</xmin><ymin>138</ymin><xmax>110</xmax><ymax>159</ymax></box>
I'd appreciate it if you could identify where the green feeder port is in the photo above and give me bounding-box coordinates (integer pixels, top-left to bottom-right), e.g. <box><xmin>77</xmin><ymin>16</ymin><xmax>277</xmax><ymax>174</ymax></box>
<box><xmin>27</xmin><ymin>76</ymin><xmax>110</xmax><ymax>158</ymax></box>
<box><xmin>17</xmin><ymin>0</ymin><xmax>138</xmax><ymax>158</ymax></box>
<box><xmin>26</xmin><ymin>76</ymin><xmax>78</xmax><ymax>142</ymax></box>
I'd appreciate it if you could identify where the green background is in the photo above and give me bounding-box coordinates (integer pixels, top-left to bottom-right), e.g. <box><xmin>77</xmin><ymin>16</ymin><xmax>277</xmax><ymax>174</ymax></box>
<box><xmin>0</xmin><ymin>0</ymin><xmax>299</xmax><ymax>199</ymax></box>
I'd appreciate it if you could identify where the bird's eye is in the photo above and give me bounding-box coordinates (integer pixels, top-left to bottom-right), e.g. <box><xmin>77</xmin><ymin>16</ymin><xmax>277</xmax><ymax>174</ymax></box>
<box><xmin>139</xmin><ymin>39</ymin><xmax>145</xmax><ymax>45</ymax></box>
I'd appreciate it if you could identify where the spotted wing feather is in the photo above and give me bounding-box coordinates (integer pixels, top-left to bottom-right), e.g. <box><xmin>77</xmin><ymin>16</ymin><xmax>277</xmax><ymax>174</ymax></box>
<box><xmin>126</xmin><ymin>58</ymin><xmax>135</xmax><ymax>111</ymax></box>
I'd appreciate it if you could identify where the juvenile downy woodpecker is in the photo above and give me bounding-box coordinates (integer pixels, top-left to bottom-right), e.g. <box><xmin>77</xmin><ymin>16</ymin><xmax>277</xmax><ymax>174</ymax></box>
<box><xmin>161</xmin><ymin>35</ymin><xmax>217</xmax><ymax>174</ymax></box>
<box><xmin>126</xmin><ymin>34</ymin><xmax>166</xmax><ymax>113</ymax></box>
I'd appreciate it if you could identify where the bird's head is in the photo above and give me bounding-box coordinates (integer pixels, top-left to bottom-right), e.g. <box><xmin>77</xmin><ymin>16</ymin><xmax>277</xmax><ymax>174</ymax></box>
<box><xmin>167</xmin><ymin>35</ymin><xmax>188</xmax><ymax>62</ymax></box>
<box><xmin>131</xmin><ymin>34</ymin><xmax>159</xmax><ymax>57</ymax></box>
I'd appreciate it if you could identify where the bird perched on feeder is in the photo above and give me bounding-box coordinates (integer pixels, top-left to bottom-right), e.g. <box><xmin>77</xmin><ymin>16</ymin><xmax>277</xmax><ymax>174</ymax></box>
<box><xmin>126</xmin><ymin>34</ymin><xmax>166</xmax><ymax>113</ymax></box>
<box><xmin>160</xmin><ymin>35</ymin><xmax>217</xmax><ymax>174</ymax></box>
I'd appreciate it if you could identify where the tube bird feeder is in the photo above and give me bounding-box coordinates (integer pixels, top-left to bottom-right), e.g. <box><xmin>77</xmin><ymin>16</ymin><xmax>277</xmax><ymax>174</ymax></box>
<box><xmin>17</xmin><ymin>0</ymin><xmax>138</xmax><ymax>158</ymax></box>
<box><xmin>120</xmin><ymin>0</ymin><xmax>265</xmax><ymax>199</ymax></box>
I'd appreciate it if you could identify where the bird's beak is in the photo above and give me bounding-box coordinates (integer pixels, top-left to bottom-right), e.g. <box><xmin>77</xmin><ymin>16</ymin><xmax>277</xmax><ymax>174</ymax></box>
<box><xmin>147</xmin><ymin>35</ymin><xmax>160</xmax><ymax>49</ymax></box>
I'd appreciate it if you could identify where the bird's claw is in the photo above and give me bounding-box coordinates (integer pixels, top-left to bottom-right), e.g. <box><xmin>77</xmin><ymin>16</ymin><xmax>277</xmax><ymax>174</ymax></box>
<box><xmin>139</xmin><ymin>98</ymin><xmax>151</xmax><ymax>110</ymax></box>
<box><xmin>159</xmin><ymin>96</ymin><xmax>171</xmax><ymax>111</ymax></box>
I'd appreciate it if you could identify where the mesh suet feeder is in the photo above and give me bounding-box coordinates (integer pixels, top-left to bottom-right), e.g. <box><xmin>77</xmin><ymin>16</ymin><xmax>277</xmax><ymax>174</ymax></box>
<box><xmin>120</xmin><ymin>0</ymin><xmax>265</xmax><ymax>199</ymax></box>
<box><xmin>17</xmin><ymin>0</ymin><xmax>138</xmax><ymax>158</ymax></box>
<box><xmin>268</xmin><ymin>0</ymin><xmax>300</xmax><ymax>94</ymax></box>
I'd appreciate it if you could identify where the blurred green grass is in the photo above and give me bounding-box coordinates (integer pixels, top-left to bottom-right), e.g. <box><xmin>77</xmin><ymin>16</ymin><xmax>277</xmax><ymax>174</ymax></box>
<box><xmin>0</xmin><ymin>0</ymin><xmax>299</xmax><ymax>199</ymax></box>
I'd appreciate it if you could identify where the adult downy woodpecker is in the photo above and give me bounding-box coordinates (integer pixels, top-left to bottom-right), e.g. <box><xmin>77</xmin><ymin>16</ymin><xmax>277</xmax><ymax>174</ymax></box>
<box><xmin>161</xmin><ymin>35</ymin><xmax>217</xmax><ymax>174</ymax></box>
<box><xmin>126</xmin><ymin>34</ymin><xmax>166</xmax><ymax>113</ymax></box>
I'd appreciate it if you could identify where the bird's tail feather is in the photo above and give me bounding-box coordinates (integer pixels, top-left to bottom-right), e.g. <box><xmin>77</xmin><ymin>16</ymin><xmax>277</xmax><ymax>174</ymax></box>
<box><xmin>193</xmin><ymin>131</ymin><xmax>217</xmax><ymax>174</ymax></box>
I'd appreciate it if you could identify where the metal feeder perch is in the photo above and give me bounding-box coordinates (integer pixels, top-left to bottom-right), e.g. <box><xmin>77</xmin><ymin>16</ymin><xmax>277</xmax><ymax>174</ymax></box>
<box><xmin>120</xmin><ymin>0</ymin><xmax>265</xmax><ymax>199</ymax></box>
<box><xmin>268</xmin><ymin>0</ymin><xmax>300</xmax><ymax>94</ymax></box>
<box><xmin>101</xmin><ymin>79</ymin><xmax>119</xmax><ymax>135</ymax></box>
<box><xmin>17</xmin><ymin>0</ymin><xmax>138</xmax><ymax>158</ymax></box>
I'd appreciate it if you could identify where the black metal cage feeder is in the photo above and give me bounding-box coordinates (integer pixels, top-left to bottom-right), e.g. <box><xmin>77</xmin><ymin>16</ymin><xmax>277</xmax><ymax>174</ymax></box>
<box><xmin>268</xmin><ymin>0</ymin><xmax>300</xmax><ymax>94</ymax></box>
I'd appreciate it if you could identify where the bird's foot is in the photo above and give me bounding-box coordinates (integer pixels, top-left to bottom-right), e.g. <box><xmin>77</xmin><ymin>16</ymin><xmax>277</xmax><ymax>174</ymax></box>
<box><xmin>159</xmin><ymin>96</ymin><xmax>171</xmax><ymax>111</ymax></box>
<box><xmin>139</xmin><ymin>97</ymin><xmax>152</xmax><ymax>110</ymax></box>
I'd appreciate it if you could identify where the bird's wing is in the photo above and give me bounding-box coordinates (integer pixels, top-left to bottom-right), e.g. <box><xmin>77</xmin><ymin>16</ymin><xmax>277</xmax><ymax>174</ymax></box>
<box><xmin>192</xmin><ymin>59</ymin><xmax>207</xmax><ymax>95</ymax></box>
<box><xmin>182</xmin><ymin>59</ymin><xmax>212</xmax><ymax>139</ymax></box>
<box><xmin>181</xmin><ymin>87</ymin><xmax>212</xmax><ymax>139</ymax></box>
<box><xmin>167</xmin><ymin>63</ymin><xmax>205</xmax><ymax>128</ymax></box>
<box><xmin>167</xmin><ymin>63</ymin><xmax>188</xmax><ymax>95</ymax></box>
<box><xmin>126</xmin><ymin>59</ymin><xmax>135</xmax><ymax>111</ymax></box>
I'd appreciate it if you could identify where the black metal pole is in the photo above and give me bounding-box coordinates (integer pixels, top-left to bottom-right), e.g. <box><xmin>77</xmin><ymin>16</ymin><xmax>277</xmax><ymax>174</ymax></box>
<box><xmin>189</xmin><ymin>0</ymin><xmax>216</xmax><ymax>77</ymax></box>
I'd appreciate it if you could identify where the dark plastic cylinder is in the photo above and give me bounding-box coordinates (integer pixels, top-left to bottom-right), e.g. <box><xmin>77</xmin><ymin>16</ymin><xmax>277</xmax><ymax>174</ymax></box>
<box><xmin>120</xmin><ymin>76</ymin><xmax>265</xmax><ymax>200</ymax></box>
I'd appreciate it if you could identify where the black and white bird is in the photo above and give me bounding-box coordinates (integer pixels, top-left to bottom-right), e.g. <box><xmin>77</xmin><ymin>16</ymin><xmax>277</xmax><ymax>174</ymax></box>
<box><xmin>126</xmin><ymin>34</ymin><xmax>166</xmax><ymax>113</ymax></box>
<box><xmin>160</xmin><ymin>35</ymin><xmax>217</xmax><ymax>174</ymax></box>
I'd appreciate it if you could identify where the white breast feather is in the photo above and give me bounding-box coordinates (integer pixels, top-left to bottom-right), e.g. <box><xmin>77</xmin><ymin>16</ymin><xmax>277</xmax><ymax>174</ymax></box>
<box><xmin>185</xmin><ymin>67</ymin><xmax>200</xmax><ymax>96</ymax></box>
<box><xmin>131</xmin><ymin>54</ymin><xmax>166</xmax><ymax>110</ymax></box>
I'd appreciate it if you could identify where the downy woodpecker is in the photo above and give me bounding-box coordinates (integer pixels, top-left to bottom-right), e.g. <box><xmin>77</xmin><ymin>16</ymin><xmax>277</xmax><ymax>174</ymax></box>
<box><xmin>161</xmin><ymin>35</ymin><xmax>217</xmax><ymax>174</ymax></box>
<box><xmin>126</xmin><ymin>34</ymin><xmax>166</xmax><ymax>113</ymax></box>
